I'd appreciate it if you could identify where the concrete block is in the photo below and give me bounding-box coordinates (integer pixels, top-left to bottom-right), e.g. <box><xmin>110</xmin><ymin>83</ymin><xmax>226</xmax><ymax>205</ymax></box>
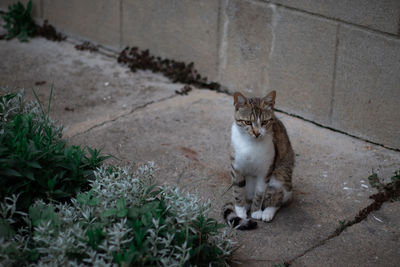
<box><xmin>267</xmin><ymin>7</ymin><xmax>338</xmax><ymax>125</ymax></box>
<box><xmin>332</xmin><ymin>25</ymin><xmax>400</xmax><ymax>150</ymax></box>
<box><xmin>271</xmin><ymin>0</ymin><xmax>400</xmax><ymax>35</ymax></box>
<box><xmin>218</xmin><ymin>0</ymin><xmax>273</xmax><ymax>95</ymax></box>
<box><xmin>122</xmin><ymin>0</ymin><xmax>220</xmax><ymax>81</ymax></box>
<box><xmin>42</xmin><ymin>0</ymin><xmax>120</xmax><ymax>49</ymax></box>
<box><xmin>0</xmin><ymin>0</ymin><xmax>41</xmax><ymax>18</ymax></box>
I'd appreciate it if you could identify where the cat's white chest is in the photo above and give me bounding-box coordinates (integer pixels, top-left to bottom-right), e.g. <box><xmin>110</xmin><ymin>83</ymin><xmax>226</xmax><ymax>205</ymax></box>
<box><xmin>231</xmin><ymin>123</ymin><xmax>275</xmax><ymax>177</ymax></box>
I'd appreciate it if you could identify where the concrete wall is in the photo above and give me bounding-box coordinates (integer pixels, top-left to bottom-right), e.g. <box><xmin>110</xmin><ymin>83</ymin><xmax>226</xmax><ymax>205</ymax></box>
<box><xmin>1</xmin><ymin>0</ymin><xmax>399</xmax><ymax>150</ymax></box>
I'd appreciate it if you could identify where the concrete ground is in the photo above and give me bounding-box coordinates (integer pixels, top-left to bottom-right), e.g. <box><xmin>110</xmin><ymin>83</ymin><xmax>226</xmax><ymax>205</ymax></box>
<box><xmin>1</xmin><ymin>37</ymin><xmax>399</xmax><ymax>267</ymax></box>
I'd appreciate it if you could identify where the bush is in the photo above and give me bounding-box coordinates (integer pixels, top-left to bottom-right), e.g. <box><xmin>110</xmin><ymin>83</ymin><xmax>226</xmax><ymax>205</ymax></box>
<box><xmin>0</xmin><ymin>90</ymin><xmax>109</xmax><ymax>213</ymax></box>
<box><xmin>1</xmin><ymin>0</ymin><xmax>36</xmax><ymax>42</ymax></box>
<box><xmin>0</xmin><ymin>164</ymin><xmax>236</xmax><ymax>266</ymax></box>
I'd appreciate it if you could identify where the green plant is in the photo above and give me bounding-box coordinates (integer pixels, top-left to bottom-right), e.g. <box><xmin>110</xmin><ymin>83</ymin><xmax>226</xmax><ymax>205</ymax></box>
<box><xmin>2</xmin><ymin>0</ymin><xmax>36</xmax><ymax>42</ymax></box>
<box><xmin>0</xmin><ymin>89</ymin><xmax>110</xmax><ymax>213</ymax></box>
<box><xmin>0</xmin><ymin>164</ymin><xmax>236</xmax><ymax>266</ymax></box>
<box><xmin>336</xmin><ymin>220</ymin><xmax>348</xmax><ymax>232</ymax></box>
<box><xmin>368</xmin><ymin>170</ymin><xmax>400</xmax><ymax>202</ymax></box>
<box><xmin>368</xmin><ymin>173</ymin><xmax>385</xmax><ymax>191</ymax></box>
<box><xmin>368</xmin><ymin>171</ymin><xmax>400</xmax><ymax>193</ymax></box>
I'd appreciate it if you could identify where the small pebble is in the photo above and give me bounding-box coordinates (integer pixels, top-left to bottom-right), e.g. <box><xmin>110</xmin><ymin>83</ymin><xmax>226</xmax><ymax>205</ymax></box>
<box><xmin>373</xmin><ymin>215</ymin><xmax>383</xmax><ymax>223</ymax></box>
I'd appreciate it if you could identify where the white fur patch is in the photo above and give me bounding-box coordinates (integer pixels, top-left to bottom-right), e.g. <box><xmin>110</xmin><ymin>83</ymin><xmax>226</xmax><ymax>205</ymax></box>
<box><xmin>231</xmin><ymin>123</ymin><xmax>275</xmax><ymax>179</ymax></box>
<box><xmin>251</xmin><ymin>210</ymin><xmax>263</xmax><ymax>220</ymax></box>
<box><xmin>268</xmin><ymin>176</ymin><xmax>282</xmax><ymax>188</ymax></box>
<box><xmin>262</xmin><ymin>207</ymin><xmax>279</xmax><ymax>222</ymax></box>
<box><xmin>235</xmin><ymin>205</ymin><xmax>247</xmax><ymax>219</ymax></box>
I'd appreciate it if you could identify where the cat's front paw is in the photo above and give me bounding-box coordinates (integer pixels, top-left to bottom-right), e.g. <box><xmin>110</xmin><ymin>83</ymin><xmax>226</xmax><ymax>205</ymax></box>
<box><xmin>234</xmin><ymin>205</ymin><xmax>247</xmax><ymax>219</ymax></box>
<box><xmin>251</xmin><ymin>210</ymin><xmax>263</xmax><ymax>220</ymax></box>
<box><xmin>262</xmin><ymin>207</ymin><xmax>278</xmax><ymax>222</ymax></box>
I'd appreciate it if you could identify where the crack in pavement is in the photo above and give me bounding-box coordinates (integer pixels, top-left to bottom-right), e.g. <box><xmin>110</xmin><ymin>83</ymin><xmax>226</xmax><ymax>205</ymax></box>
<box><xmin>284</xmin><ymin>178</ymin><xmax>400</xmax><ymax>266</ymax></box>
<box><xmin>66</xmin><ymin>94</ymin><xmax>179</xmax><ymax>139</ymax></box>
<box><xmin>274</xmin><ymin>108</ymin><xmax>400</xmax><ymax>152</ymax></box>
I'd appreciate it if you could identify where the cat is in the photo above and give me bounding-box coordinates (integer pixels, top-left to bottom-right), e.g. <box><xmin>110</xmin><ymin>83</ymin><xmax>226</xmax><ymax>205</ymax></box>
<box><xmin>223</xmin><ymin>90</ymin><xmax>294</xmax><ymax>230</ymax></box>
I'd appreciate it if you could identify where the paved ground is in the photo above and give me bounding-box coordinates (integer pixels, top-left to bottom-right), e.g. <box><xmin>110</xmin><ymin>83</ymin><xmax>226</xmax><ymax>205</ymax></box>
<box><xmin>1</xmin><ymin>37</ymin><xmax>399</xmax><ymax>267</ymax></box>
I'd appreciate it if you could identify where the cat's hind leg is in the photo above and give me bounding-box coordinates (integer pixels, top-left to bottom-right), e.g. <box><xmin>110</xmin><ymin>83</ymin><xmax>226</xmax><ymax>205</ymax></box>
<box><xmin>261</xmin><ymin>176</ymin><xmax>292</xmax><ymax>222</ymax></box>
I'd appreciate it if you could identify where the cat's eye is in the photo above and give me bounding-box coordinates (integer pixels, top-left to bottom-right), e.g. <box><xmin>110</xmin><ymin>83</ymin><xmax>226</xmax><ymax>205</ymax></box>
<box><xmin>245</xmin><ymin>121</ymin><xmax>252</xmax><ymax>125</ymax></box>
<box><xmin>262</xmin><ymin>119</ymin><xmax>272</xmax><ymax>126</ymax></box>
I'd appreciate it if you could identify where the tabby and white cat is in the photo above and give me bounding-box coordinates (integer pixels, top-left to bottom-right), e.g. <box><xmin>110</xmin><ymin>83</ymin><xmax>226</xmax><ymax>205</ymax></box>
<box><xmin>223</xmin><ymin>91</ymin><xmax>294</xmax><ymax>230</ymax></box>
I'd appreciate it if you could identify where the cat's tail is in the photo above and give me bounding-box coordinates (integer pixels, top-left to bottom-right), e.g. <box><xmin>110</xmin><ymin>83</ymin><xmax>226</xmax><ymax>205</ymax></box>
<box><xmin>222</xmin><ymin>202</ymin><xmax>257</xmax><ymax>230</ymax></box>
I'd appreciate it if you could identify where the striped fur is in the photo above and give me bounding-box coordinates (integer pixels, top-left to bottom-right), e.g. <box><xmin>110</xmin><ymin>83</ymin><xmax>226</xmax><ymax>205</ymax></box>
<box><xmin>223</xmin><ymin>91</ymin><xmax>295</xmax><ymax>228</ymax></box>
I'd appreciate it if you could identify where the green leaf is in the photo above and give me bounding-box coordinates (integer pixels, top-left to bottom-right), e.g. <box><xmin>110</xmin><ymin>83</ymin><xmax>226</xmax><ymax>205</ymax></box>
<box><xmin>47</xmin><ymin>177</ymin><xmax>56</xmax><ymax>191</ymax></box>
<box><xmin>127</xmin><ymin>207</ymin><xmax>140</xmax><ymax>219</ymax></box>
<box><xmin>87</xmin><ymin>226</ymin><xmax>105</xmax><ymax>250</ymax></box>
<box><xmin>141</xmin><ymin>213</ymin><xmax>151</xmax><ymax>226</ymax></box>
<box><xmin>0</xmin><ymin>219</ymin><xmax>15</xmax><ymax>238</ymax></box>
<box><xmin>116</xmin><ymin>198</ymin><xmax>126</xmax><ymax>210</ymax></box>
<box><xmin>17</xmin><ymin>30</ymin><xmax>28</xmax><ymax>42</ymax></box>
<box><xmin>24</xmin><ymin>169</ymin><xmax>35</xmax><ymax>181</ymax></box>
<box><xmin>29</xmin><ymin>203</ymin><xmax>61</xmax><ymax>227</ymax></box>
<box><xmin>102</xmin><ymin>209</ymin><xmax>118</xmax><ymax>217</ymax></box>
<box><xmin>1</xmin><ymin>168</ymin><xmax>22</xmax><ymax>177</ymax></box>
<box><xmin>26</xmin><ymin>161</ymin><xmax>41</xmax><ymax>169</ymax></box>
<box><xmin>117</xmin><ymin>208</ymin><xmax>128</xmax><ymax>218</ymax></box>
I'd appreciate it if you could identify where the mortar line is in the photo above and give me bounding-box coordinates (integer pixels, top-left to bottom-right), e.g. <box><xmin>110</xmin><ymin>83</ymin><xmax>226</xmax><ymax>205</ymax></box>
<box><xmin>216</xmin><ymin>0</ymin><xmax>222</xmax><ymax>76</ymax></box>
<box><xmin>250</xmin><ymin>0</ymin><xmax>400</xmax><ymax>40</ymax></box>
<box><xmin>68</xmin><ymin>94</ymin><xmax>179</xmax><ymax>139</ymax></box>
<box><xmin>217</xmin><ymin>0</ymin><xmax>229</xmax><ymax>80</ymax></box>
<box><xmin>274</xmin><ymin>108</ymin><xmax>400</xmax><ymax>152</ymax></box>
<box><xmin>119</xmin><ymin>0</ymin><xmax>123</xmax><ymax>50</ymax></box>
<box><xmin>398</xmin><ymin>16</ymin><xmax>400</xmax><ymax>35</ymax></box>
<box><xmin>40</xmin><ymin>0</ymin><xmax>43</xmax><ymax>18</ymax></box>
<box><xmin>329</xmin><ymin>24</ymin><xmax>340</xmax><ymax>125</ymax></box>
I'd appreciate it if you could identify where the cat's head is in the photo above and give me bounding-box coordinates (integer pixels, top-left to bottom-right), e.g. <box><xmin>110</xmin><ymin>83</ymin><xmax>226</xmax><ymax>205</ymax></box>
<box><xmin>233</xmin><ymin>91</ymin><xmax>276</xmax><ymax>138</ymax></box>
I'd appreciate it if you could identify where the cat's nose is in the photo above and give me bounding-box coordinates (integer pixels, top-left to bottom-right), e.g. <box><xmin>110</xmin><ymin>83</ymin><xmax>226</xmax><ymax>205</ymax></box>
<box><xmin>253</xmin><ymin>130</ymin><xmax>260</xmax><ymax>137</ymax></box>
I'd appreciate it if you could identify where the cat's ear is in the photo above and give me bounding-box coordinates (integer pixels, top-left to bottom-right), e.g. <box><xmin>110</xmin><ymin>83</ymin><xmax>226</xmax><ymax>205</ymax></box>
<box><xmin>233</xmin><ymin>92</ymin><xmax>247</xmax><ymax>110</ymax></box>
<box><xmin>262</xmin><ymin>90</ymin><xmax>276</xmax><ymax>109</ymax></box>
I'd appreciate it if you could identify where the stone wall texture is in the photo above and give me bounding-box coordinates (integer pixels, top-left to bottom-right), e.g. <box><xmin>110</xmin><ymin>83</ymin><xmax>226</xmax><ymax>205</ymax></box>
<box><xmin>1</xmin><ymin>0</ymin><xmax>399</xmax><ymax>149</ymax></box>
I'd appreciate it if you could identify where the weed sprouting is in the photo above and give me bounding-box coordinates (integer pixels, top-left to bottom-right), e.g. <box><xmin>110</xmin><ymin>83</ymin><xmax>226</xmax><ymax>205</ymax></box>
<box><xmin>1</xmin><ymin>0</ymin><xmax>35</xmax><ymax>42</ymax></box>
<box><xmin>1</xmin><ymin>1</ymin><xmax>65</xmax><ymax>42</ymax></box>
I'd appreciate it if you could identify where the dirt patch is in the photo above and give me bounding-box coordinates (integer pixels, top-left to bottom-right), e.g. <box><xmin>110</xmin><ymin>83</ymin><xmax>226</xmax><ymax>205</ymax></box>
<box><xmin>175</xmin><ymin>85</ymin><xmax>192</xmax><ymax>95</ymax></box>
<box><xmin>75</xmin><ymin>41</ymin><xmax>99</xmax><ymax>52</ymax></box>
<box><xmin>118</xmin><ymin>47</ymin><xmax>227</xmax><ymax>93</ymax></box>
<box><xmin>179</xmin><ymin>146</ymin><xmax>199</xmax><ymax>162</ymax></box>
<box><xmin>36</xmin><ymin>20</ymin><xmax>66</xmax><ymax>42</ymax></box>
<box><xmin>34</xmin><ymin>81</ymin><xmax>46</xmax><ymax>86</ymax></box>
